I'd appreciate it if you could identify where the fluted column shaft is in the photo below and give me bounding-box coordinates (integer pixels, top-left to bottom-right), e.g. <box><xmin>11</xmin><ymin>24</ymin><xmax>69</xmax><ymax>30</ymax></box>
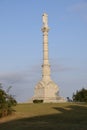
<box><xmin>42</xmin><ymin>27</ymin><xmax>51</xmax><ymax>81</ymax></box>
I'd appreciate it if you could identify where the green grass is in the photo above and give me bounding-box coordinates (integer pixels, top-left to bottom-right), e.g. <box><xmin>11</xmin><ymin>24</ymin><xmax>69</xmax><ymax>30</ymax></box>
<box><xmin>0</xmin><ymin>103</ymin><xmax>87</xmax><ymax>130</ymax></box>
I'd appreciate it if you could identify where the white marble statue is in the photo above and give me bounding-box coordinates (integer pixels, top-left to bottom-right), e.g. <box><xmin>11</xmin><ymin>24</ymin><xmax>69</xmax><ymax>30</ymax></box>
<box><xmin>42</xmin><ymin>13</ymin><xmax>48</xmax><ymax>27</ymax></box>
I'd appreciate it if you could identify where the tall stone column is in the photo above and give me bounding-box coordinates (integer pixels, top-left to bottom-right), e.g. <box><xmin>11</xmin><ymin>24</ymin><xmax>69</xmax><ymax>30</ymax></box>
<box><xmin>32</xmin><ymin>13</ymin><xmax>66</xmax><ymax>103</ymax></box>
<box><xmin>42</xmin><ymin>14</ymin><xmax>51</xmax><ymax>82</ymax></box>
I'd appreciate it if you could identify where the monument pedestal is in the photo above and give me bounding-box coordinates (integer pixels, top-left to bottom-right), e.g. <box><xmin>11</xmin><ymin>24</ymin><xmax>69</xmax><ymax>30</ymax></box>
<box><xmin>33</xmin><ymin>79</ymin><xmax>66</xmax><ymax>103</ymax></box>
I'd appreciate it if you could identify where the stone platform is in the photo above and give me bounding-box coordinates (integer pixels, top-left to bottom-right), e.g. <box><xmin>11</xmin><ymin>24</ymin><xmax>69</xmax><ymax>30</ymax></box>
<box><xmin>33</xmin><ymin>79</ymin><xmax>66</xmax><ymax>103</ymax></box>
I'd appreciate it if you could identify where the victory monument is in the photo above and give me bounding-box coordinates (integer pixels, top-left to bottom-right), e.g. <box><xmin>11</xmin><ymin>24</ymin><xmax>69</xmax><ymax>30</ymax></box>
<box><xmin>33</xmin><ymin>13</ymin><xmax>66</xmax><ymax>103</ymax></box>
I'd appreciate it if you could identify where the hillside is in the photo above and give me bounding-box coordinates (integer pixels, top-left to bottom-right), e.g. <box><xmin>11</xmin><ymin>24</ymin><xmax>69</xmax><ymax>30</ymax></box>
<box><xmin>0</xmin><ymin>103</ymin><xmax>87</xmax><ymax>130</ymax></box>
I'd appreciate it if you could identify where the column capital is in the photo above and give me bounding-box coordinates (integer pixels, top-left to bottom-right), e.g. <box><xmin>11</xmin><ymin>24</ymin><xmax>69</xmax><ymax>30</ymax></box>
<box><xmin>41</xmin><ymin>27</ymin><xmax>50</xmax><ymax>33</ymax></box>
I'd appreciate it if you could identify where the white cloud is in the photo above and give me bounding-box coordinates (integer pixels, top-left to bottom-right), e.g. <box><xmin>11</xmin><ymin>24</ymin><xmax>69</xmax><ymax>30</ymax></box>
<box><xmin>0</xmin><ymin>65</ymin><xmax>41</xmax><ymax>102</ymax></box>
<box><xmin>50</xmin><ymin>58</ymin><xmax>77</xmax><ymax>73</ymax></box>
<box><xmin>0</xmin><ymin>65</ymin><xmax>41</xmax><ymax>84</ymax></box>
<box><xmin>51</xmin><ymin>64</ymin><xmax>74</xmax><ymax>73</ymax></box>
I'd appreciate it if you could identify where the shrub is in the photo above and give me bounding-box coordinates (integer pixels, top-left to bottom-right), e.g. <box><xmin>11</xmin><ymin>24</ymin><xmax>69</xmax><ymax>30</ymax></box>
<box><xmin>72</xmin><ymin>88</ymin><xmax>87</xmax><ymax>102</ymax></box>
<box><xmin>0</xmin><ymin>84</ymin><xmax>17</xmax><ymax>118</ymax></box>
<box><xmin>33</xmin><ymin>99</ymin><xmax>43</xmax><ymax>103</ymax></box>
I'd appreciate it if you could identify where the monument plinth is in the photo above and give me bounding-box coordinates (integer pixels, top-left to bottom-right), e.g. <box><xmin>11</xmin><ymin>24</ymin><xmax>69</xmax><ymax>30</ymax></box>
<box><xmin>33</xmin><ymin>13</ymin><xmax>66</xmax><ymax>103</ymax></box>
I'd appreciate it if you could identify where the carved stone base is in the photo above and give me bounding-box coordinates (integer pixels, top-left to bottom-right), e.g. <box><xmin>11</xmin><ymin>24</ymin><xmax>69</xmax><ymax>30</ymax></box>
<box><xmin>33</xmin><ymin>80</ymin><xmax>66</xmax><ymax>103</ymax></box>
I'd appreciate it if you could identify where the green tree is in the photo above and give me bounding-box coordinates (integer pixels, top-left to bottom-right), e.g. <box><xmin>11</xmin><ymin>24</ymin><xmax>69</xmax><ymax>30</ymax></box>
<box><xmin>72</xmin><ymin>88</ymin><xmax>87</xmax><ymax>102</ymax></box>
<box><xmin>0</xmin><ymin>83</ymin><xmax>17</xmax><ymax>117</ymax></box>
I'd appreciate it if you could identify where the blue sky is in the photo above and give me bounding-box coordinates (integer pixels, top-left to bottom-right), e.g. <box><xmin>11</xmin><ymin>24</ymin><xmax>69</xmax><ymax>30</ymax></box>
<box><xmin>0</xmin><ymin>0</ymin><xmax>87</xmax><ymax>102</ymax></box>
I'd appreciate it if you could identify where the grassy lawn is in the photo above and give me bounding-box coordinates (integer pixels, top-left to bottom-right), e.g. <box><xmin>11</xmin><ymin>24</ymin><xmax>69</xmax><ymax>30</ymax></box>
<box><xmin>0</xmin><ymin>103</ymin><xmax>87</xmax><ymax>130</ymax></box>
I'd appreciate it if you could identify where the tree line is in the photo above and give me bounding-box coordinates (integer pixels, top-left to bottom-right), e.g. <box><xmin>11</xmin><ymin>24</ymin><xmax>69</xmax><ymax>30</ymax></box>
<box><xmin>72</xmin><ymin>88</ymin><xmax>87</xmax><ymax>102</ymax></box>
